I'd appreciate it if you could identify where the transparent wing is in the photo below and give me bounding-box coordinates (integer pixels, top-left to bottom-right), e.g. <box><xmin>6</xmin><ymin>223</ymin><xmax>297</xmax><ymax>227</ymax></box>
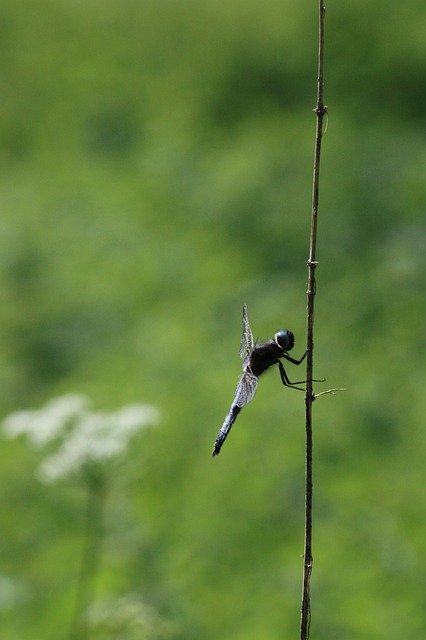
<box><xmin>212</xmin><ymin>306</ymin><xmax>257</xmax><ymax>457</ymax></box>
<box><xmin>233</xmin><ymin>369</ymin><xmax>258</xmax><ymax>408</ymax></box>
<box><xmin>212</xmin><ymin>371</ymin><xmax>258</xmax><ymax>456</ymax></box>
<box><xmin>239</xmin><ymin>303</ymin><xmax>254</xmax><ymax>366</ymax></box>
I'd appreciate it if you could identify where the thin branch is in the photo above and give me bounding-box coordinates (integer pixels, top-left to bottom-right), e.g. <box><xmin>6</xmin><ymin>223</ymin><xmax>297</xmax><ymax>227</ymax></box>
<box><xmin>300</xmin><ymin>2</ymin><xmax>327</xmax><ymax>639</ymax></box>
<box><xmin>314</xmin><ymin>388</ymin><xmax>346</xmax><ymax>399</ymax></box>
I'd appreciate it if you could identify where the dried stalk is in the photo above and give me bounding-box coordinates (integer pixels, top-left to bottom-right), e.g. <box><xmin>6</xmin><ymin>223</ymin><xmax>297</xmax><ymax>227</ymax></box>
<box><xmin>300</xmin><ymin>2</ymin><xmax>327</xmax><ymax>639</ymax></box>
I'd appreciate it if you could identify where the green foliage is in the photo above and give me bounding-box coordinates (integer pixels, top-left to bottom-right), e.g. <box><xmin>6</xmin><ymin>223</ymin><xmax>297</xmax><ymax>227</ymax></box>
<box><xmin>0</xmin><ymin>1</ymin><xmax>425</xmax><ymax>638</ymax></box>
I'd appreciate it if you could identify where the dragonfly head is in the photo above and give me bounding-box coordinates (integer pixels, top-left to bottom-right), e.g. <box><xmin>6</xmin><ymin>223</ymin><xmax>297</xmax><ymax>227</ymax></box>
<box><xmin>274</xmin><ymin>330</ymin><xmax>295</xmax><ymax>352</ymax></box>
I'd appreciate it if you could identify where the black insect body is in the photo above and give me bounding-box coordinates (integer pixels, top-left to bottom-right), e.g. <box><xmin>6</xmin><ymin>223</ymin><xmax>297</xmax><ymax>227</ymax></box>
<box><xmin>212</xmin><ymin>305</ymin><xmax>310</xmax><ymax>457</ymax></box>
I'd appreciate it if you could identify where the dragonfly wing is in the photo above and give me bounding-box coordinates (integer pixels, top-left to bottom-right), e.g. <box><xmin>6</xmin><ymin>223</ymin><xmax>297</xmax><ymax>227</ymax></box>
<box><xmin>212</xmin><ymin>370</ymin><xmax>258</xmax><ymax>457</ymax></box>
<box><xmin>213</xmin><ymin>306</ymin><xmax>256</xmax><ymax>457</ymax></box>
<box><xmin>239</xmin><ymin>303</ymin><xmax>254</xmax><ymax>365</ymax></box>
<box><xmin>233</xmin><ymin>369</ymin><xmax>258</xmax><ymax>407</ymax></box>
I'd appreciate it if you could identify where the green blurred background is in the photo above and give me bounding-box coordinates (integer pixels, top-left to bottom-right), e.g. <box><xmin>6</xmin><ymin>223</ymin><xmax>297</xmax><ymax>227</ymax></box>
<box><xmin>0</xmin><ymin>0</ymin><xmax>425</xmax><ymax>638</ymax></box>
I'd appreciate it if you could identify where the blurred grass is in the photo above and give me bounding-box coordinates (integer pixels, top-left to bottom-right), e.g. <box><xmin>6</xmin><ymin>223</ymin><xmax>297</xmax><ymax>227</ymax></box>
<box><xmin>0</xmin><ymin>0</ymin><xmax>425</xmax><ymax>638</ymax></box>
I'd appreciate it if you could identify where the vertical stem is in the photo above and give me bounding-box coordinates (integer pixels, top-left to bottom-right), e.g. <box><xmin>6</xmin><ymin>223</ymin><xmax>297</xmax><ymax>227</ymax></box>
<box><xmin>68</xmin><ymin>467</ymin><xmax>107</xmax><ymax>640</ymax></box>
<box><xmin>300</xmin><ymin>2</ymin><xmax>326</xmax><ymax>639</ymax></box>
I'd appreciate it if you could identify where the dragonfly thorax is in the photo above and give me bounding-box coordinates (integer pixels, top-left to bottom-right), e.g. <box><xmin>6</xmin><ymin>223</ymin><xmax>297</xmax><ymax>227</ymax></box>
<box><xmin>274</xmin><ymin>330</ymin><xmax>295</xmax><ymax>352</ymax></box>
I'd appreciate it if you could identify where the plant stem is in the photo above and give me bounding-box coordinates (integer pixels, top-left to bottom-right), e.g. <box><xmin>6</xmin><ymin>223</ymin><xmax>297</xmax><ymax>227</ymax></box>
<box><xmin>68</xmin><ymin>467</ymin><xmax>107</xmax><ymax>640</ymax></box>
<box><xmin>300</xmin><ymin>2</ymin><xmax>326</xmax><ymax>639</ymax></box>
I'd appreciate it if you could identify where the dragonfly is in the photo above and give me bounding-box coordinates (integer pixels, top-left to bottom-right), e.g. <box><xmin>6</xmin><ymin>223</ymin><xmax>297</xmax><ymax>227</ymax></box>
<box><xmin>212</xmin><ymin>304</ymin><xmax>312</xmax><ymax>457</ymax></box>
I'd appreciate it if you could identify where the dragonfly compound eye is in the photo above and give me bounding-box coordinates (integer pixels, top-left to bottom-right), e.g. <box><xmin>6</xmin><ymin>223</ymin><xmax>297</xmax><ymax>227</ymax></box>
<box><xmin>275</xmin><ymin>330</ymin><xmax>295</xmax><ymax>351</ymax></box>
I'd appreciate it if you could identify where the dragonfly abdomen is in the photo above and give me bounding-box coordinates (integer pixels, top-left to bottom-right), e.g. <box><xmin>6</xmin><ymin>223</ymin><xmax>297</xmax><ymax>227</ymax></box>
<box><xmin>212</xmin><ymin>404</ymin><xmax>241</xmax><ymax>457</ymax></box>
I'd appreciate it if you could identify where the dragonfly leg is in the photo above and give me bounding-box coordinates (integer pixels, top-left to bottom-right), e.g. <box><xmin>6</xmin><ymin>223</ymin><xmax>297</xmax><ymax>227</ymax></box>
<box><xmin>282</xmin><ymin>345</ymin><xmax>312</xmax><ymax>366</ymax></box>
<box><xmin>278</xmin><ymin>360</ymin><xmax>325</xmax><ymax>389</ymax></box>
<box><xmin>278</xmin><ymin>361</ymin><xmax>306</xmax><ymax>390</ymax></box>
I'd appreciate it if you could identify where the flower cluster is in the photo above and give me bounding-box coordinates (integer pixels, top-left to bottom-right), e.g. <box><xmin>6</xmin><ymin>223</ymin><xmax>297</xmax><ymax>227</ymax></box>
<box><xmin>2</xmin><ymin>395</ymin><xmax>160</xmax><ymax>483</ymax></box>
<box><xmin>86</xmin><ymin>592</ymin><xmax>175</xmax><ymax>640</ymax></box>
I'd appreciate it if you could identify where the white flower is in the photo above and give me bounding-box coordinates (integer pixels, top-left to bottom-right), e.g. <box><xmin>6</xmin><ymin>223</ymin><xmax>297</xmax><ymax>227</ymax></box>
<box><xmin>2</xmin><ymin>395</ymin><xmax>160</xmax><ymax>483</ymax></box>
<box><xmin>38</xmin><ymin>404</ymin><xmax>159</xmax><ymax>483</ymax></box>
<box><xmin>2</xmin><ymin>394</ymin><xmax>89</xmax><ymax>447</ymax></box>
<box><xmin>86</xmin><ymin>592</ymin><xmax>174</xmax><ymax>639</ymax></box>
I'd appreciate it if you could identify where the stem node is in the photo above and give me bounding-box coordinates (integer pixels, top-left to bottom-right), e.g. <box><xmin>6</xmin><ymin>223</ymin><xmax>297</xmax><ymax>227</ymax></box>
<box><xmin>314</xmin><ymin>105</ymin><xmax>328</xmax><ymax>116</ymax></box>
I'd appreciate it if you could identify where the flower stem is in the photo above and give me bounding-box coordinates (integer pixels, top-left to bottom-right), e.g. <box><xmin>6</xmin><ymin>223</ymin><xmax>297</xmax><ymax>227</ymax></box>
<box><xmin>68</xmin><ymin>467</ymin><xmax>107</xmax><ymax>640</ymax></box>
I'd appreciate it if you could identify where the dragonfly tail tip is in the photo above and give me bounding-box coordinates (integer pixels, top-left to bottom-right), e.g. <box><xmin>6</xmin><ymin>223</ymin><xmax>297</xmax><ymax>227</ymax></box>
<box><xmin>212</xmin><ymin>445</ymin><xmax>221</xmax><ymax>457</ymax></box>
